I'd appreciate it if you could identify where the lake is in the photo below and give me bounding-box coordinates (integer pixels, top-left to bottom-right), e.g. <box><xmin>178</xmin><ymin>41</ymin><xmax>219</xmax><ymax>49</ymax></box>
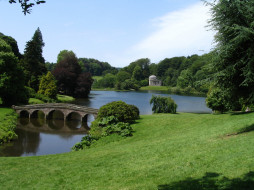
<box><xmin>0</xmin><ymin>90</ymin><xmax>211</xmax><ymax>157</ymax></box>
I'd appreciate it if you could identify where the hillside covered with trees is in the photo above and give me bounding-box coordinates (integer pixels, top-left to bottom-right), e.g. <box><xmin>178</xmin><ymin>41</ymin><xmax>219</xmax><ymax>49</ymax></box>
<box><xmin>93</xmin><ymin>54</ymin><xmax>215</xmax><ymax>95</ymax></box>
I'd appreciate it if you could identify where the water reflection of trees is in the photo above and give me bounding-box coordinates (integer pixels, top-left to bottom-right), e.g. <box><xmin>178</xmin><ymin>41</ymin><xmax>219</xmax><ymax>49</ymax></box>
<box><xmin>0</xmin><ymin>129</ymin><xmax>41</xmax><ymax>157</ymax></box>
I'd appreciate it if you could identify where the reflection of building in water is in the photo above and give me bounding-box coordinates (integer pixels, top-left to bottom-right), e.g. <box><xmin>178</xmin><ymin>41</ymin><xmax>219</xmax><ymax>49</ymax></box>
<box><xmin>149</xmin><ymin>75</ymin><xmax>162</xmax><ymax>86</ymax></box>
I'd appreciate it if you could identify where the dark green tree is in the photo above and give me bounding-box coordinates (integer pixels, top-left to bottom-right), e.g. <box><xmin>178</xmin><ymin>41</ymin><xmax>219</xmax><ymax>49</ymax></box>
<box><xmin>132</xmin><ymin>65</ymin><xmax>142</xmax><ymax>81</ymax></box>
<box><xmin>116</xmin><ymin>71</ymin><xmax>131</xmax><ymax>83</ymax></box>
<box><xmin>0</xmin><ymin>33</ymin><xmax>22</xmax><ymax>59</ymax></box>
<box><xmin>53</xmin><ymin>50</ymin><xmax>93</xmax><ymax>98</ymax></box>
<box><xmin>206</xmin><ymin>0</ymin><xmax>254</xmax><ymax>108</ymax></box>
<box><xmin>0</xmin><ymin>39</ymin><xmax>28</xmax><ymax>106</ymax></box>
<box><xmin>22</xmin><ymin>27</ymin><xmax>47</xmax><ymax>90</ymax></box>
<box><xmin>52</xmin><ymin>50</ymin><xmax>81</xmax><ymax>96</ymax></box>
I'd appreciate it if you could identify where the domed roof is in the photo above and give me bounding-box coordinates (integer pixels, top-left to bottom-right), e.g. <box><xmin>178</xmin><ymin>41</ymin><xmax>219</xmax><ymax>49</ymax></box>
<box><xmin>149</xmin><ymin>75</ymin><xmax>157</xmax><ymax>80</ymax></box>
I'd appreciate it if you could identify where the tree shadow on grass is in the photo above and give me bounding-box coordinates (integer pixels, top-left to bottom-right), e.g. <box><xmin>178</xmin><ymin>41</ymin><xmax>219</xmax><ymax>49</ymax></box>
<box><xmin>230</xmin><ymin>111</ymin><xmax>253</xmax><ymax>116</ymax></box>
<box><xmin>158</xmin><ymin>172</ymin><xmax>254</xmax><ymax>190</ymax></box>
<box><xmin>237</xmin><ymin>124</ymin><xmax>254</xmax><ymax>134</ymax></box>
<box><xmin>225</xmin><ymin>124</ymin><xmax>254</xmax><ymax>137</ymax></box>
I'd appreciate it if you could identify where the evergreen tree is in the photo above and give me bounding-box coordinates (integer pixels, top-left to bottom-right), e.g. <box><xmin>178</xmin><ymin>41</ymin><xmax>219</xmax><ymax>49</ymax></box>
<box><xmin>38</xmin><ymin>72</ymin><xmax>57</xmax><ymax>99</ymax></box>
<box><xmin>206</xmin><ymin>0</ymin><xmax>254</xmax><ymax>109</ymax></box>
<box><xmin>22</xmin><ymin>27</ymin><xmax>47</xmax><ymax>90</ymax></box>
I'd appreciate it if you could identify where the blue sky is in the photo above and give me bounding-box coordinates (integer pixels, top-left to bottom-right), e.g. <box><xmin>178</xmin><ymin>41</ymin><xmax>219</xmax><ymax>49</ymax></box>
<box><xmin>0</xmin><ymin>0</ymin><xmax>214</xmax><ymax>67</ymax></box>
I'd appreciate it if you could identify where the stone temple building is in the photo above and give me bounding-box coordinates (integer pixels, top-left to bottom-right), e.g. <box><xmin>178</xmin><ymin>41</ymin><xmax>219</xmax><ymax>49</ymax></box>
<box><xmin>149</xmin><ymin>75</ymin><xmax>162</xmax><ymax>86</ymax></box>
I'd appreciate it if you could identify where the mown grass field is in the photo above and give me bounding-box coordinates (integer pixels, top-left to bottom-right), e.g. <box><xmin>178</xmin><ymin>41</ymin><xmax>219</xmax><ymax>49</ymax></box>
<box><xmin>0</xmin><ymin>112</ymin><xmax>254</xmax><ymax>189</ymax></box>
<box><xmin>139</xmin><ymin>86</ymin><xmax>169</xmax><ymax>92</ymax></box>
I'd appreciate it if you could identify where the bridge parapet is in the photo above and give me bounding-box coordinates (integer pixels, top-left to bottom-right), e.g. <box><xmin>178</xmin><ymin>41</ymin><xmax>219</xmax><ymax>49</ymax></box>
<box><xmin>12</xmin><ymin>103</ymin><xmax>99</xmax><ymax>123</ymax></box>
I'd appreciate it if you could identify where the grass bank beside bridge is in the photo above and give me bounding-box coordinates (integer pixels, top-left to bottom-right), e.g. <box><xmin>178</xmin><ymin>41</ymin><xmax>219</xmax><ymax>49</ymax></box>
<box><xmin>0</xmin><ymin>94</ymin><xmax>75</xmax><ymax>144</ymax></box>
<box><xmin>0</xmin><ymin>108</ymin><xmax>17</xmax><ymax>144</ymax></box>
<box><xmin>0</xmin><ymin>112</ymin><xmax>254</xmax><ymax>189</ymax></box>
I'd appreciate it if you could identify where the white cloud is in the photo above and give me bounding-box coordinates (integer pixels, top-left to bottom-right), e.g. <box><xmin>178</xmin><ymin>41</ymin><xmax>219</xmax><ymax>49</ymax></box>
<box><xmin>126</xmin><ymin>2</ymin><xmax>215</xmax><ymax>64</ymax></box>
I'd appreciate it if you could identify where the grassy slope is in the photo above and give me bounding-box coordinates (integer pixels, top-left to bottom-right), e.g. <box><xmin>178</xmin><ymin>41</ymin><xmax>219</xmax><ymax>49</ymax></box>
<box><xmin>0</xmin><ymin>108</ymin><xmax>17</xmax><ymax>143</ymax></box>
<box><xmin>1</xmin><ymin>113</ymin><xmax>254</xmax><ymax>189</ymax></box>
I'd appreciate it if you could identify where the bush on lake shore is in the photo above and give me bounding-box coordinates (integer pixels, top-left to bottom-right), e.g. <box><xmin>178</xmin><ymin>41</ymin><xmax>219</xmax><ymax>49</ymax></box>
<box><xmin>150</xmin><ymin>95</ymin><xmax>177</xmax><ymax>114</ymax></box>
<box><xmin>72</xmin><ymin>101</ymin><xmax>139</xmax><ymax>151</ymax></box>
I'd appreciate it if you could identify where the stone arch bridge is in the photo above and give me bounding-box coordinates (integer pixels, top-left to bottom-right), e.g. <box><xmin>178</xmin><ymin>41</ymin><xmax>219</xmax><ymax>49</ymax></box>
<box><xmin>12</xmin><ymin>103</ymin><xmax>99</xmax><ymax>124</ymax></box>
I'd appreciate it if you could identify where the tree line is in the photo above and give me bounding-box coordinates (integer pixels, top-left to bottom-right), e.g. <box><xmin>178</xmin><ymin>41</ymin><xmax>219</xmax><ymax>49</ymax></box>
<box><xmin>93</xmin><ymin>54</ymin><xmax>214</xmax><ymax>94</ymax></box>
<box><xmin>0</xmin><ymin>28</ymin><xmax>93</xmax><ymax>106</ymax></box>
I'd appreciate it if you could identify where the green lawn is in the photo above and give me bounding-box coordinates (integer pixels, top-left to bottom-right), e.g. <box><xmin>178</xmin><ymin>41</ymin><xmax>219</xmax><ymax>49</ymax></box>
<box><xmin>139</xmin><ymin>86</ymin><xmax>169</xmax><ymax>91</ymax></box>
<box><xmin>57</xmin><ymin>94</ymin><xmax>75</xmax><ymax>103</ymax></box>
<box><xmin>0</xmin><ymin>112</ymin><xmax>254</xmax><ymax>189</ymax></box>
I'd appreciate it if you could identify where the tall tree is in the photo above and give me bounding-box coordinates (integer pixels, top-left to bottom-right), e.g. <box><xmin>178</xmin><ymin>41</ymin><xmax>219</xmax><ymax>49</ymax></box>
<box><xmin>0</xmin><ymin>39</ymin><xmax>28</xmax><ymax>106</ymax></box>
<box><xmin>206</xmin><ymin>0</ymin><xmax>254</xmax><ymax>108</ymax></box>
<box><xmin>53</xmin><ymin>50</ymin><xmax>93</xmax><ymax>98</ymax></box>
<box><xmin>52</xmin><ymin>50</ymin><xmax>81</xmax><ymax>96</ymax></box>
<box><xmin>22</xmin><ymin>27</ymin><xmax>47</xmax><ymax>90</ymax></box>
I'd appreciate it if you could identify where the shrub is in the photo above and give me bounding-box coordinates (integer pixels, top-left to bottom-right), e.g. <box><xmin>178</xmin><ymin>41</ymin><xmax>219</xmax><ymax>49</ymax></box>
<box><xmin>140</xmin><ymin>79</ymin><xmax>149</xmax><ymax>87</ymax></box>
<box><xmin>150</xmin><ymin>95</ymin><xmax>177</xmax><ymax>114</ymax></box>
<box><xmin>206</xmin><ymin>88</ymin><xmax>228</xmax><ymax>113</ymax></box>
<box><xmin>97</xmin><ymin>101</ymin><xmax>140</xmax><ymax>123</ymax></box>
<box><xmin>128</xmin><ymin>104</ymin><xmax>140</xmax><ymax>120</ymax></box>
<box><xmin>73</xmin><ymin>101</ymin><xmax>139</xmax><ymax>151</ymax></box>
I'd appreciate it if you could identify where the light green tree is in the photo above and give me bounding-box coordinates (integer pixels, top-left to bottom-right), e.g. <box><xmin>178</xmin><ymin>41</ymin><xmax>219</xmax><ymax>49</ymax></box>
<box><xmin>38</xmin><ymin>71</ymin><xmax>57</xmax><ymax>99</ymax></box>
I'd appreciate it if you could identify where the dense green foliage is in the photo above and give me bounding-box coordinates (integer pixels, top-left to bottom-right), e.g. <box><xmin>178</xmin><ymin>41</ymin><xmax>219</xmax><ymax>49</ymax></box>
<box><xmin>38</xmin><ymin>71</ymin><xmax>58</xmax><ymax>99</ymax></box>
<box><xmin>97</xmin><ymin>101</ymin><xmax>140</xmax><ymax>123</ymax></box>
<box><xmin>0</xmin><ymin>39</ymin><xmax>28</xmax><ymax>106</ymax></box>
<box><xmin>52</xmin><ymin>50</ymin><xmax>93</xmax><ymax>98</ymax></box>
<box><xmin>21</xmin><ymin>28</ymin><xmax>47</xmax><ymax>90</ymax></box>
<box><xmin>150</xmin><ymin>95</ymin><xmax>177</xmax><ymax>114</ymax></box>
<box><xmin>205</xmin><ymin>0</ymin><xmax>254</xmax><ymax>110</ymax></box>
<box><xmin>93</xmin><ymin>55</ymin><xmax>214</xmax><ymax>93</ymax></box>
<box><xmin>79</xmin><ymin>58</ymin><xmax>117</xmax><ymax>76</ymax></box>
<box><xmin>0</xmin><ymin>108</ymin><xmax>18</xmax><ymax>144</ymax></box>
<box><xmin>0</xmin><ymin>33</ymin><xmax>22</xmax><ymax>59</ymax></box>
<box><xmin>206</xmin><ymin>87</ymin><xmax>228</xmax><ymax>113</ymax></box>
<box><xmin>1</xmin><ymin>112</ymin><xmax>254</xmax><ymax>189</ymax></box>
<box><xmin>73</xmin><ymin>101</ymin><xmax>139</xmax><ymax>151</ymax></box>
<box><xmin>26</xmin><ymin>86</ymin><xmax>55</xmax><ymax>103</ymax></box>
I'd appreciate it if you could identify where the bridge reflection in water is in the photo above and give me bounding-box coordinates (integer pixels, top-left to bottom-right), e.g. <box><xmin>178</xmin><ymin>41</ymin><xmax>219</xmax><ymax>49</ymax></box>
<box><xmin>17</xmin><ymin>110</ymin><xmax>94</xmax><ymax>134</ymax></box>
<box><xmin>13</xmin><ymin>103</ymin><xmax>98</xmax><ymax>133</ymax></box>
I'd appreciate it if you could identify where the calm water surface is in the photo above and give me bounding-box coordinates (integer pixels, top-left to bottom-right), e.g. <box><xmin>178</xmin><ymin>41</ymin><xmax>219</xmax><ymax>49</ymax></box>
<box><xmin>0</xmin><ymin>90</ymin><xmax>211</xmax><ymax>157</ymax></box>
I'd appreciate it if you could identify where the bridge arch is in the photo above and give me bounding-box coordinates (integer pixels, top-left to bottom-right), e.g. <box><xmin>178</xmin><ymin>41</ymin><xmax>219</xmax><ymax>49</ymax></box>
<box><xmin>47</xmin><ymin>110</ymin><xmax>65</xmax><ymax>120</ymax></box>
<box><xmin>66</xmin><ymin>112</ymin><xmax>82</xmax><ymax>121</ymax></box>
<box><xmin>19</xmin><ymin>110</ymin><xmax>30</xmax><ymax>118</ymax></box>
<box><xmin>30</xmin><ymin>110</ymin><xmax>46</xmax><ymax>119</ymax></box>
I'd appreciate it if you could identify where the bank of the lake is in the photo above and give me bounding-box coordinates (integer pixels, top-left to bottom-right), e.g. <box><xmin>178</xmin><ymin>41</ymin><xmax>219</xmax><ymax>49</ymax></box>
<box><xmin>0</xmin><ymin>94</ymin><xmax>75</xmax><ymax>145</ymax></box>
<box><xmin>1</xmin><ymin>112</ymin><xmax>254</xmax><ymax>189</ymax></box>
<box><xmin>0</xmin><ymin>108</ymin><xmax>17</xmax><ymax>144</ymax></box>
<box><xmin>140</xmin><ymin>86</ymin><xmax>207</xmax><ymax>96</ymax></box>
<box><xmin>92</xmin><ymin>86</ymin><xmax>207</xmax><ymax>96</ymax></box>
